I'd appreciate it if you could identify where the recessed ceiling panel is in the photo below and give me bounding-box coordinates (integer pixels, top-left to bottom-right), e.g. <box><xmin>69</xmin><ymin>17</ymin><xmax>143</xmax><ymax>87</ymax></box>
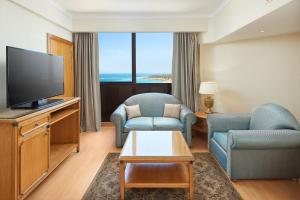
<box><xmin>52</xmin><ymin>0</ymin><xmax>226</xmax><ymax>17</ymax></box>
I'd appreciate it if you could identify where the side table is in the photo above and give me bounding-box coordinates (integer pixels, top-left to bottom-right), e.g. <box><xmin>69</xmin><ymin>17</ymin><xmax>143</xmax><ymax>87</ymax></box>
<box><xmin>192</xmin><ymin>112</ymin><xmax>208</xmax><ymax>136</ymax></box>
<box><xmin>192</xmin><ymin>111</ymin><xmax>219</xmax><ymax>137</ymax></box>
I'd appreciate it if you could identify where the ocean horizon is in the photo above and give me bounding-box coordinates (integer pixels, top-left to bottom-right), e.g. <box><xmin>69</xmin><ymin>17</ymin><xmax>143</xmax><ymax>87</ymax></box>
<box><xmin>100</xmin><ymin>73</ymin><xmax>171</xmax><ymax>83</ymax></box>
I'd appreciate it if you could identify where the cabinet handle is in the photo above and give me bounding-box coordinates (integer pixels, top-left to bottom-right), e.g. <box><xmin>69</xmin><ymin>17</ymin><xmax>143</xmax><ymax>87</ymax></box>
<box><xmin>46</xmin><ymin>124</ymin><xmax>51</xmax><ymax>129</ymax></box>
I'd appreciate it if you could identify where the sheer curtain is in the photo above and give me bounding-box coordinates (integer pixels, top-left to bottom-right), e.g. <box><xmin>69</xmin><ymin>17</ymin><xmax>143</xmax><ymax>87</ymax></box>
<box><xmin>172</xmin><ymin>32</ymin><xmax>200</xmax><ymax>112</ymax></box>
<box><xmin>73</xmin><ymin>33</ymin><xmax>101</xmax><ymax>132</ymax></box>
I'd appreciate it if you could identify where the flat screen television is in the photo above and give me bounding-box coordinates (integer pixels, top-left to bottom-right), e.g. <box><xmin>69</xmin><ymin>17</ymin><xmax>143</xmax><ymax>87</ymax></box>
<box><xmin>6</xmin><ymin>46</ymin><xmax>64</xmax><ymax>109</ymax></box>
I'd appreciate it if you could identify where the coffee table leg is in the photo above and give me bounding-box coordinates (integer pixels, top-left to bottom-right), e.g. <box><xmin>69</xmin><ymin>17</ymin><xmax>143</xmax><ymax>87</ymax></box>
<box><xmin>189</xmin><ymin>162</ymin><xmax>194</xmax><ymax>200</ymax></box>
<box><xmin>120</xmin><ymin>161</ymin><xmax>125</xmax><ymax>200</ymax></box>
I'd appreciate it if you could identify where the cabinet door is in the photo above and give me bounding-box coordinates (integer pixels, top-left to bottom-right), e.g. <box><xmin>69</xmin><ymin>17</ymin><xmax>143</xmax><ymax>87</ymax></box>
<box><xmin>19</xmin><ymin>128</ymin><xmax>49</xmax><ymax>194</ymax></box>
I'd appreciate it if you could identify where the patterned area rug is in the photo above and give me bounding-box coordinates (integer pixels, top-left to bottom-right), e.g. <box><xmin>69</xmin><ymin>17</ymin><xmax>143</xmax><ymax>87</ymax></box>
<box><xmin>83</xmin><ymin>153</ymin><xmax>242</xmax><ymax>200</ymax></box>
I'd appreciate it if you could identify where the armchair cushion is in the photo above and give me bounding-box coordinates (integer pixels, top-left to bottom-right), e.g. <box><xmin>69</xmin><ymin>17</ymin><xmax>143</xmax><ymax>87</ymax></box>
<box><xmin>212</xmin><ymin>132</ymin><xmax>228</xmax><ymax>152</ymax></box>
<box><xmin>228</xmin><ymin>129</ymin><xmax>300</xmax><ymax>149</ymax></box>
<box><xmin>125</xmin><ymin>104</ymin><xmax>142</xmax><ymax>119</ymax></box>
<box><xmin>163</xmin><ymin>104</ymin><xmax>181</xmax><ymax>119</ymax></box>
<box><xmin>153</xmin><ymin>117</ymin><xmax>183</xmax><ymax>131</ymax></box>
<box><xmin>124</xmin><ymin>117</ymin><xmax>153</xmax><ymax>132</ymax></box>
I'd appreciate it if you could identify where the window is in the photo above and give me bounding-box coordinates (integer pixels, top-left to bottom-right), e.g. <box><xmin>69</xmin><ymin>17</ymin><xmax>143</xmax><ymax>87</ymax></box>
<box><xmin>99</xmin><ymin>32</ymin><xmax>173</xmax><ymax>83</ymax></box>
<box><xmin>136</xmin><ymin>33</ymin><xmax>173</xmax><ymax>83</ymax></box>
<box><xmin>99</xmin><ymin>33</ymin><xmax>132</xmax><ymax>82</ymax></box>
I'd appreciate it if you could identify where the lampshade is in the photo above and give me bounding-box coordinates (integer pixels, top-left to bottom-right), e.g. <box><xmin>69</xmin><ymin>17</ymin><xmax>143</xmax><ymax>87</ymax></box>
<box><xmin>199</xmin><ymin>82</ymin><xmax>218</xmax><ymax>95</ymax></box>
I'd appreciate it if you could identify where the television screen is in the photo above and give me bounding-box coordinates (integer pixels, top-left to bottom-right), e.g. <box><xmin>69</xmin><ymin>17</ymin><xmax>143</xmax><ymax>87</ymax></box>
<box><xmin>6</xmin><ymin>46</ymin><xmax>64</xmax><ymax>107</ymax></box>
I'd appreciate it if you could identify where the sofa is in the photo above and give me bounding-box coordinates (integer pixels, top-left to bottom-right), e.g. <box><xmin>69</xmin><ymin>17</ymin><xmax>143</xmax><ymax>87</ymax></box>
<box><xmin>111</xmin><ymin>93</ymin><xmax>196</xmax><ymax>147</ymax></box>
<box><xmin>207</xmin><ymin>103</ymin><xmax>300</xmax><ymax>180</ymax></box>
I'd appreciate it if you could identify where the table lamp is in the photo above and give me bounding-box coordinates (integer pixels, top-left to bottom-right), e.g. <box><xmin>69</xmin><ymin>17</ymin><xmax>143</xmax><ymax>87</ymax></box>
<box><xmin>199</xmin><ymin>82</ymin><xmax>218</xmax><ymax>113</ymax></box>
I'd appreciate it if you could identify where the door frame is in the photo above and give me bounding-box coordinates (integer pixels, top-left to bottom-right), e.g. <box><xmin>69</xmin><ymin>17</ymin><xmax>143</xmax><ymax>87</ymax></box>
<box><xmin>47</xmin><ymin>33</ymin><xmax>73</xmax><ymax>53</ymax></box>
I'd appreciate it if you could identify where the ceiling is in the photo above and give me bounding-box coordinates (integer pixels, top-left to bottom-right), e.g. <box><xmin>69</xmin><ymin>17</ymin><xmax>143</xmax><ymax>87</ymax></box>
<box><xmin>219</xmin><ymin>0</ymin><xmax>300</xmax><ymax>43</ymax></box>
<box><xmin>51</xmin><ymin>0</ymin><xmax>228</xmax><ymax>18</ymax></box>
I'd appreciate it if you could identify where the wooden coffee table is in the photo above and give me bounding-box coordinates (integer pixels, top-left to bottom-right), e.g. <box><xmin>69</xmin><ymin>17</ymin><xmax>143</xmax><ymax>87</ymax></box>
<box><xmin>119</xmin><ymin>130</ymin><xmax>195</xmax><ymax>200</ymax></box>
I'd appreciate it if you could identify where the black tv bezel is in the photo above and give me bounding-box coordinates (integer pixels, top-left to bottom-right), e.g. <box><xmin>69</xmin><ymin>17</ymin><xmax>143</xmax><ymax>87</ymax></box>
<box><xmin>6</xmin><ymin>46</ymin><xmax>65</xmax><ymax>108</ymax></box>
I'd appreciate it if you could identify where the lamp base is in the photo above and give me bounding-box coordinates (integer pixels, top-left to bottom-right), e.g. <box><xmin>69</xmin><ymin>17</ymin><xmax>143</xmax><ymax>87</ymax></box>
<box><xmin>205</xmin><ymin>108</ymin><xmax>213</xmax><ymax>114</ymax></box>
<box><xmin>204</xmin><ymin>96</ymin><xmax>214</xmax><ymax>114</ymax></box>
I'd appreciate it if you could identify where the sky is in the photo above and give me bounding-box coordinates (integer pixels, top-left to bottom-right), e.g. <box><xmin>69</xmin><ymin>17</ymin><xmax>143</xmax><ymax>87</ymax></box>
<box><xmin>99</xmin><ymin>32</ymin><xmax>173</xmax><ymax>74</ymax></box>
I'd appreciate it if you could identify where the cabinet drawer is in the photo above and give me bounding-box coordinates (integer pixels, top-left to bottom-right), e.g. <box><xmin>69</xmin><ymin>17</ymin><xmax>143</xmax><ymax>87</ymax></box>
<box><xmin>20</xmin><ymin>116</ymin><xmax>49</xmax><ymax>136</ymax></box>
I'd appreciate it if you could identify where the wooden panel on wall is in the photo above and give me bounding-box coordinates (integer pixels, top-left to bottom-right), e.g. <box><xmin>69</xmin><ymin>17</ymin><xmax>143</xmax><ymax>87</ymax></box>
<box><xmin>47</xmin><ymin>33</ymin><xmax>74</xmax><ymax>97</ymax></box>
<box><xmin>100</xmin><ymin>83</ymin><xmax>172</xmax><ymax>121</ymax></box>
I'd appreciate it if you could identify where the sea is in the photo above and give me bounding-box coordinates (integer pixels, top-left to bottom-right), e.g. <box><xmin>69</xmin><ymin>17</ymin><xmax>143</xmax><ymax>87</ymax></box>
<box><xmin>100</xmin><ymin>73</ymin><xmax>168</xmax><ymax>83</ymax></box>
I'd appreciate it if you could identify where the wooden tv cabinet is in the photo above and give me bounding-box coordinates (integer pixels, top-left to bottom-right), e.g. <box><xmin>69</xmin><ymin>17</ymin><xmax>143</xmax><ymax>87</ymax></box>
<box><xmin>0</xmin><ymin>97</ymin><xmax>80</xmax><ymax>200</ymax></box>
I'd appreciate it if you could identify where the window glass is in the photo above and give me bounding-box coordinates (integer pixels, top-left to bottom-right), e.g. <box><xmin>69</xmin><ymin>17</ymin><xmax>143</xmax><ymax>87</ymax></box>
<box><xmin>99</xmin><ymin>33</ymin><xmax>132</xmax><ymax>82</ymax></box>
<box><xmin>136</xmin><ymin>33</ymin><xmax>173</xmax><ymax>83</ymax></box>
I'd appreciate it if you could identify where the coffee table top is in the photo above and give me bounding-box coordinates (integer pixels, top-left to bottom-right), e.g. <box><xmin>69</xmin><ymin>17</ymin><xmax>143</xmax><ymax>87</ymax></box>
<box><xmin>120</xmin><ymin>131</ymin><xmax>194</xmax><ymax>162</ymax></box>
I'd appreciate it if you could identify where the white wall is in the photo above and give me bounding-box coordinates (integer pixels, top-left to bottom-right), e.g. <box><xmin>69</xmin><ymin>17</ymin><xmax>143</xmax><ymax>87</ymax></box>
<box><xmin>0</xmin><ymin>0</ymin><xmax>72</xmax><ymax>106</ymax></box>
<box><xmin>200</xmin><ymin>32</ymin><xmax>300</xmax><ymax>121</ymax></box>
<box><xmin>9</xmin><ymin>0</ymin><xmax>72</xmax><ymax>31</ymax></box>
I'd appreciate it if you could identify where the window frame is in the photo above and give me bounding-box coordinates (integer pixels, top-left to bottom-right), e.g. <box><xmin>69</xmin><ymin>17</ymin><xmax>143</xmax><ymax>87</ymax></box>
<box><xmin>99</xmin><ymin>32</ymin><xmax>172</xmax><ymax>85</ymax></box>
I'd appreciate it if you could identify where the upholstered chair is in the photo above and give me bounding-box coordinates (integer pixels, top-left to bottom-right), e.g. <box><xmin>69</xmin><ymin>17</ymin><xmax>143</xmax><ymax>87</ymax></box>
<box><xmin>207</xmin><ymin>103</ymin><xmax>300</xmax><ymax>179</ymax></box>
<box><xmin>111</xmin><ymin>93</ymin><xmax>196</xmax><ymax>147</ymax></box>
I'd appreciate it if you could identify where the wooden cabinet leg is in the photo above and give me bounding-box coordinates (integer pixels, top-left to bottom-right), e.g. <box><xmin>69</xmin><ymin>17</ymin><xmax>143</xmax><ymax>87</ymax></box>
<box><xmin>189</xmin><ymin>162</ymin><xmax>194</xmax><ymax>200</ymax></box>
<box><xmin>120</xmin><ymin>162</ymin><xmax>125</xmax><ymax>200</ymax></box>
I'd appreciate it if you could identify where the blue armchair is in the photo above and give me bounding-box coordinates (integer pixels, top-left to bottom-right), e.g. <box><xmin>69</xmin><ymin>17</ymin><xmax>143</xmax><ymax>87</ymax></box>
<box><xmin>207</xmin><ymin>103</ymin><xmax>300</xmax><ymax>180</ymax></box>
<box><xmin>111</xmin><ymin>93</ymin><xmax>196</xmax><ymax>147</ymax></box>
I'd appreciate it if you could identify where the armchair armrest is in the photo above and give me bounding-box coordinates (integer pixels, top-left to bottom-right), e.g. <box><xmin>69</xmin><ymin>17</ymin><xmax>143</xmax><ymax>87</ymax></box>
<box><xmin>228</xmin><ymin>129</ymin><xmax>300</xmax><ymax>150</ymax></box>
<box><xmin>110</xmin><ymin>104</ymin><xmax>127</xmax><ymax>147</ymax></box>
<box><xmin>110</xmin><ymin>104</ymin><xmax>126</xmax><ymax>127</ymax></box>
<box><xmin>180</xmin><ymin>105</ymin><xmax>196</xmax><ymax>147</ymax></box>
<box><xmin>180</xmin><ymin>105</ymin><xmax>196</xmax><ymax>125</ymax></box>
<box><xmin>207</xmin><ymin>114</ymin><xmax>251</xmax><ymax>140</ymax></box>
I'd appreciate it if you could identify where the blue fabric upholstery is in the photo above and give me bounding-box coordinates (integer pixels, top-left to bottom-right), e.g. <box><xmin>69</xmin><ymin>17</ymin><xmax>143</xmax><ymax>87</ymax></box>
<box><xmin>111</xmin><ymin>93</ymin><xmax>196</xmax><ymax>147</ymax></box>
<box><xmin>124</xmin><ymin>117</ymin><xmax>154</xmax><ymax>132</ymax></box>
<box><xmin>125</xmin><ymin>93</ymin><xmax>181</xmax><ymax>117</ymax></box>
<box><xmin>207</xmin><ymin>103</ymin><xmax>300</xmax><ymax>179</ymax></box>
<box><xmin>250</xmin><ymin>103</ymin><xmax>300</xmax><ymax>130</ymax></box>
<box><xmin>213</xmin><ymin>132</ymin><xmax>228</xmax><ymax>152</ymax></box>
<box><xmin>207</xmin><ymin>113</ymin><xmax>251</xmax><ymax>149</ymax></box>
<box><xmin>153</xmin><ymin>117</ymin><xmax>183</xmax><ymax>131</ymax></box>
<box><xmin>110</xmin><ymin>104</ymin><xmax>126</xmax><ymax>146</ymax></box>
<box><xmin>229</xmin><ymin>129</ymin><xmax>300</xmax><ymax>149</ymax></box>
<box><xmin>210</xmin><ymin>139</ymin><xmax>227</xmax><ymax>170</ymax></box>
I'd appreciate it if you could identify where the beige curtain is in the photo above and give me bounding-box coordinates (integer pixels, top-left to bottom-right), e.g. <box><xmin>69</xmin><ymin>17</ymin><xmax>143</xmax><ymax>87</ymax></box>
<box><xmin>172</xmin><ymin>32</ymin><xmax>200</xmax><ymax>112</ymax></box>
<box><xmin>73</xmin><ymin>33</ymin><xmax>101</xmax><ymax>132</ymax></box>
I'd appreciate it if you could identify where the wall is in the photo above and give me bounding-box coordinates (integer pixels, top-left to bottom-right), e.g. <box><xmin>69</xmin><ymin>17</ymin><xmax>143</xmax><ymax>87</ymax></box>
<box><xmin>0</xmin><ymin>0</ymin><xmax>72</xmax><ymax>106</ymax></box>
<box><xmin>9</xmin><ymin>0</ymin><xmax>72</xmax><ymax>31</ymax></box>
<box><xmin>200</xmin><ymin>32</ymin><xmax>300</xmax><ymax>121</ymax></box>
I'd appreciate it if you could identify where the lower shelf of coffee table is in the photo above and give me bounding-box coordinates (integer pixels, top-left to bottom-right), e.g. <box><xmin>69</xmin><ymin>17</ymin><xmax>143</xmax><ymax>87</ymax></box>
<box><xmin>124</xmin><ymin>163</ymin><xmax>189</xmax><ymax>188</ymax></box>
